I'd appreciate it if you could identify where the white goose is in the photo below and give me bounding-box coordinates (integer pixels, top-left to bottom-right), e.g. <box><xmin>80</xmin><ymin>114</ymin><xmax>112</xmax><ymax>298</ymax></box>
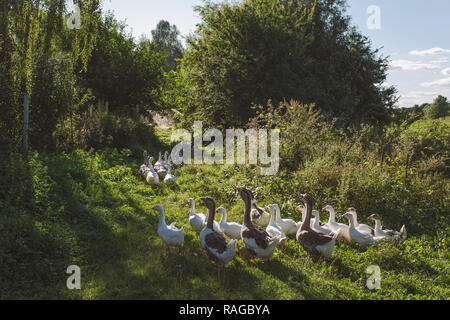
<box><xmin>342</xmin><ymin>211</ymin><xmax>384</xmax><ymax>248</ymax></box>
<box><xmin>266</xmin><ymin>205</ymin><xmax>287</xmax><ymax>246</ymax></box>
<box><xmin>163</xmin><ymin>166</ymin><xmax>176</xmax><ymax>184</ymax></box>
<box><xmin>322</xmin><ymin>205</ymin><xmax>351</xmax><ymax>242</ymax></box>
<box><xmin>154</xmin><ymin>152</ymin><xmax>164</xmax><ymax>171</ymax></box>
<box><xmin>311</xmin><ymin>210</ymin><xmax>334</xmax><ymax>235</ymax></box>
<box><xmin>188</xmin><ymin>198</ymin><xmax>206</xmax><ymax>232</ymax></box>
<box><xmin>145</xmin><ymin>157</ymin><xmax>159</xmax><ymax>184</ymax></box>
<box><xmin>274</xmin><ymin>204</ymin><xmax>299</xmax><ymax>236</ymax></box>
<box><xmin>346</xmin><ymin>208</ymin><xmax>374</xmax><ymax>235</ymax></box>
<box><xmin>152</xmin><ymin>205</ymin><xmax>185</xmax><ymax>252</ymax></box>
<box><xmin>217</xmin><ymin>207</ymin><xmax>242</xmax><ymax>240</ymax></box>
<box><xmin>369</xmin><ymin>214</ymin><xmax>407</xmax><ymax>243</ymax></box>
<box><xmin>156</xmin><ymin>165</ymin><xmax>167</xmax><ymax>180</ymax></box>
<box><xmin>248</xmin><ymin>190</ymin><xmax>270</xmax><ymax>227</ymax></box>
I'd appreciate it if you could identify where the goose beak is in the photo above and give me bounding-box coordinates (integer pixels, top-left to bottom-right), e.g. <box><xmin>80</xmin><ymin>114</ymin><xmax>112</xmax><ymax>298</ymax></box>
<box><xmin>237</xmin><ymin>187</ymin><xmax>242</xmax><ymax>192</ymax></box>
<box><xmin>322</xmin><ymin>207</ymin><xmax>326</xmax><ymax>211</ymax></box>
<box><xmin>151</xmin><ymin>206</ymin><xmax>156</xmax><ymax>210</ymax></box>
<box><xmin>200</xmin><ymin>197</ymin><xmax>206</xmax><ymax>201</ymax></box>
<box><xmin>295</xmin><ymin>206</ymin><xmax>300</xmax><ymax>211</ymax></box>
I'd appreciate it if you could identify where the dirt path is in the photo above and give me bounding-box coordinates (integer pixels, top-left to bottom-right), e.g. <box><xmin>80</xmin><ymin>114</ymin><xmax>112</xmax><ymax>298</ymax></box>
<box><xmin>150</xmin><ymin>111</ymin><xmax>177</xmax><ymax>129</ymax></box>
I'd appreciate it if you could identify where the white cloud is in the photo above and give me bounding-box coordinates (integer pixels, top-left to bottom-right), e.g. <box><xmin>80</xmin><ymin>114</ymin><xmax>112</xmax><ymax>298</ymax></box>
<box><xmin>398</xmin><ymin>91</ymin><xmax>441</xmax><ymax>107</ymax></box>
<box><xmin>431</xmin><ymin>57</ymin><xmax>449</xmax><ymax>64</ymax></box>
<box><xmin>441</xmin><ymin>67</ymin><xmax>450</xmax><ymax>76</ymax></box>
<box><xmin>409</xmin><ymin>47</ymin><xmax>450</xmax><ymax>56</ymax></box>
<box><xmin>402</xmin><ymin>91</ymin><xmax>439</xmax><ymax>99</ymax></box>
<box><xmin>390</xmin><ymin>59</ymin><xmax>440</xmax><ymax>71</ymax></box>
<box><xmin>420</xmin><ymin>77</ymin><xmax>450</xmax><ymax>88</ymax></box>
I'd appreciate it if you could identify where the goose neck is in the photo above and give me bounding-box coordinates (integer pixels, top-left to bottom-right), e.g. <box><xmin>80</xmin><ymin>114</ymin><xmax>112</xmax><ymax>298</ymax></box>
<box><xmin>219</xmin><ymin>209</ymin><xmax>227</xmax><ymax>225</ymax></box>
<box><xmin>269</xmin><ymin>207</ymin><xmax>275</xmax><ymax>226</ymax></box>
<box><xmin>302</xmin><ymin>201</ymin><xmax>313</xmax><ymax>230</ymax></box>
<box><xmin>158</xmin><ymin>208</ymin><xmax>166</xmax><ymax>228</ymax></box>
<box><xmin>275</xmin><ymin>205</ymin><xmax>281</xmax><ymax>223</ymax></box>
<box><xmin>328</xmin><ymin>208</ymin><xmax>336</xmax><ymax>223</ymax></box>
<box><xmin>243</xmin><ymin>193</ymin><xmax>252</xmax><ymax>225</ymax></box>
<box><xmin>207</xmin><ymin>204</ymin><xmax>216</xmax><ymax>230</ymax></box>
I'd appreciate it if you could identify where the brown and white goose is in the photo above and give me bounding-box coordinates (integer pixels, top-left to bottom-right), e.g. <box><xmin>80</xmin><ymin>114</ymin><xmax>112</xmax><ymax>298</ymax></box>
<box><xmin>296</xmin><ymin>194</ymin><xmax>341</xmax><ymax>260</ymax></box>
<box><xmin>238</xmin><ymin>187</ymin><xmax>280</xmax><ymax>259</ymax></box>
<box><xmin>200</xmin><ymin>197</ymin><xmax>236</xmax><ymax>266</ymax></box>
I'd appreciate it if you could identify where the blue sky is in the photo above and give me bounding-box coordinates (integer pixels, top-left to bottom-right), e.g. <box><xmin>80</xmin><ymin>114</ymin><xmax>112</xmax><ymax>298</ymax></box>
<box><xmin>101</xmin><ymin>0</ymin><xmax>450</xmax><ymax>108</ymax></box>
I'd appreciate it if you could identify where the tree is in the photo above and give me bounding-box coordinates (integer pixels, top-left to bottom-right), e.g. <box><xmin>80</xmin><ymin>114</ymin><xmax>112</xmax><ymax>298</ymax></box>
<box><xmin>425</xmin><ymin>95</ymin><xmax>450</xmax><ymax>119</ymax></box>
<box><xmin>151</xmin><ymin>20</ymin><xmax>183</xmax><ymax>72</ymax></box>
<box><xmin>180</xmin><ymin>0</ymin><xmax>397</xmax><ymax>128</ymax></box>
<box><xmin>78</xmin><ymin>14</ymin><xmax>166</xmax><ymax>115</ymax></box>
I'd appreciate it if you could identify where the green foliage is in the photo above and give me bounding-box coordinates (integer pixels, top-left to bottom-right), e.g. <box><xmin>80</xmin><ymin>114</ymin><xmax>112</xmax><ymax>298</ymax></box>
<box><xmin>151</xmin><ymin>20</ymin><xmax>184</xmax><ymax>72</ymax></box>
<box><xmin>180</xmin><ymin>0</ymin><xmax>396</xmax><ymax>128</ymax></box>
<box><xmin>54</xmin><ymin>107</ymin><xmax>158</xmax><ymax>153</ymax></box>
<box><xmin>0</xmin><ymin>2</ymin><xmax>167</xmax><ymax>152</ymax></box>
<box><xmin>253</xmin><ymin>100</ymin><xmax>449</xmax><ymax>236</ymax></box>
<box><xmin>79</xmin><ymin>13</ymin><xmax>166</xmax><ymax>115</ymax></box>
<box><xmin>425</xmin><ymin>95</ymin><xmax>450</xmax><ymax>119</ymax></box>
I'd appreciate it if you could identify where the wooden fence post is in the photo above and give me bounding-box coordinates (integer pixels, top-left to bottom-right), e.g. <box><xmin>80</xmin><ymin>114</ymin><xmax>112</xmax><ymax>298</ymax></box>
<box><xmin>23</xmin><ymin>92</ymin><xmax>29</xmax><ymax>152</ymax></box>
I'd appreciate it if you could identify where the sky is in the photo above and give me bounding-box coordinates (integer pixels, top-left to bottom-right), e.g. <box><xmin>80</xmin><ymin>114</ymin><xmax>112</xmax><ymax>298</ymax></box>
<box><xmin>100</xmin><ymin>0</ymin><xmax>450</xmax><ymax>108</ymax></box>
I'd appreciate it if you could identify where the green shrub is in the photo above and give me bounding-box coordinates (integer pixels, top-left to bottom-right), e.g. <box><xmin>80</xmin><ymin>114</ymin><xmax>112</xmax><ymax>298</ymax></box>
<box><xmin>54</xmin><ymin>108</ymin><xmax>158</xmax><ymax>153</ymax></box>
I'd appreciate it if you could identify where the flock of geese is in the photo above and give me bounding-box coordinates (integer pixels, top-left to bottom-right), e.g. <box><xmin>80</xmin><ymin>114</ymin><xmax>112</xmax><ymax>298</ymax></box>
<box><xmin>139</xmin><ymin>150</ymin><xmax>180</xmax><ymax>185</ymax></box>
<box><xmin>150</xmin><ymin>185</ymin><xmax>408</xmax><ymax>266</ymax></box>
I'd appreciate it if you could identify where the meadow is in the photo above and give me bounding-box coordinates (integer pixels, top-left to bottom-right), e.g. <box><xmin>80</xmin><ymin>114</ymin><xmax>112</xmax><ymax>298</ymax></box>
<box><xmin>1</xmin><ymin>119</ymin><xmax>448</xmax><ymax>300</ymax></box>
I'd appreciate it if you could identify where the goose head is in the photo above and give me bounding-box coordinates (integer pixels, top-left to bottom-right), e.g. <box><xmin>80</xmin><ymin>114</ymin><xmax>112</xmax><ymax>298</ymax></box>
<box><xmin>312</xmin><ymin>210</ymin><xmax>320</xmax><ymax>219</ymax></box>
<box><xmin>237</xmin><ymin>187</ymin><xmax>251</xmax><ymax>203</ymax></box>
<box><xmin>217</xmin><ymin>207</ymin><xmax>227</xmax><ymax>217</ymax></box>
<box><xmin>322</xmin><ymin>205</ymin><xmax>334</xmax><ymax>213</ymax></box>
<box><xmin>341</xmin><ymin>211</ymin><xmax>356</xmax><ymax>225</ymax></box>
<box><xmin>368</xmin><ymin>214</ymin><xmax>381</xmax><ymax>221</ymax></box>
<box><xmin>301</xmin><ymin>193</ymin><xmax>314</xmax><ymax>206</ymax></box>
<box><xmin>151</xmin><ymin>205</ymin><xmax>164</xmax><ymax>213</ymax></box>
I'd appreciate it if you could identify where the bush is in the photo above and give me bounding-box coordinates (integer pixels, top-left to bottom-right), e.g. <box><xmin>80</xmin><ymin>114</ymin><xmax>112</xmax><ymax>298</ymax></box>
<box><xmin>54</xmin><ymin>108</ymin><xmax>158</xmax><ymax>153</ymax></box>
<box><xmin>249</xmin><ymin>100</ymin><xmax>449</xmax><ymax>236</ymax></box>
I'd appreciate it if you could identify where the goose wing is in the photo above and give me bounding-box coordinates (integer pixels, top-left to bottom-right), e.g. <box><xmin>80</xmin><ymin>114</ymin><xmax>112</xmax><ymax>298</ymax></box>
<box><xmin>242</xmin><ymin>223</ymin><xmax>273</xmax><ymax>249</ymax></box>
<box><xmin>298</xmin><ymin>228</ymin><xmax>334</xmax><ymax>254</ymax></box>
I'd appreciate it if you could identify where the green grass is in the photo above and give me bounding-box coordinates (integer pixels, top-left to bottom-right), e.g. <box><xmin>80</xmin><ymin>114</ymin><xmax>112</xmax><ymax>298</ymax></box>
<box><xmin>0</xmin><ymin>129</ymin><xmax>448</xmax><ymax>300</ymax></box>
